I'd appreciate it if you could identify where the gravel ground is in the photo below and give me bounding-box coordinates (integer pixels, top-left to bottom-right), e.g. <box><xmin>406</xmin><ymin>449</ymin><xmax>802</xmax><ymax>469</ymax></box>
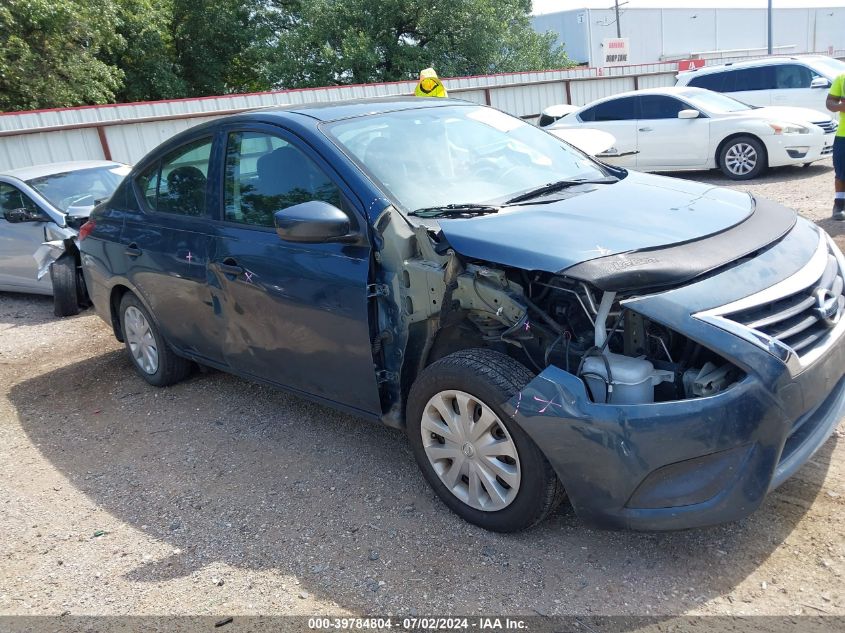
<box><xmin>1</xmin><ymin>161</ymin><xmax>844</xmax><ymax>619</ymax></box>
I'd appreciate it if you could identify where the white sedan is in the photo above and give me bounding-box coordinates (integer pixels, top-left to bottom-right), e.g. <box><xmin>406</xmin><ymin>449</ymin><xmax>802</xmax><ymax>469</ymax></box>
<box><xmin>547</xmin><ymin>86</ymin><xmax>836</xmax><ymax>180</ymax></box>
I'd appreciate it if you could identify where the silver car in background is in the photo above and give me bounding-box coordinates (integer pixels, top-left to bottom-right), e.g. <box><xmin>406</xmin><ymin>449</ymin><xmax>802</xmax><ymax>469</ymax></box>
<box><xmin>0</xmin><ymin>161</ymin><xmax>130</xmax><ymax>316</ymax></box>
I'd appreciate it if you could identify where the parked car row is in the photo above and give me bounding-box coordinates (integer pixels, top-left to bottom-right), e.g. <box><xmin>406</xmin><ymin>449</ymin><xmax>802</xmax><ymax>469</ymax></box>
<box><xmin>2</xmin><ymin>59</ymin><xmax>843</xmax><ymax>534</ymax></box>
<box><xmin>539</xmin><ymin>54</ymin><xmax>842</xmax><ymax>180</ymax></box>
<box><xmin>69</xmin><ymin>97</ymin><xmax>845</xmax><ymax>533</ymax></box>
<box><xmin>547</xmin><ymin>86</ymin><xmax>835</xmax><ymax>180</ymax></box>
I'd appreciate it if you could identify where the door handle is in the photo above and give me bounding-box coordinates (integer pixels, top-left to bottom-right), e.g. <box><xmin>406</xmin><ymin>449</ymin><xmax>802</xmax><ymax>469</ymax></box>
<box><xmin>125</xmin><ymin>243</ymin><xmax>142</xmax><ymax>257</ymax></box>
<box><xmin>638</xmin><ymin>127</ymin><xmax>653</xmax><ymax>132</ymax></box>
<box><xmin>216</xmin><ymin>259</ymin><xmax>243</xmax><ymax>276</ymax></box>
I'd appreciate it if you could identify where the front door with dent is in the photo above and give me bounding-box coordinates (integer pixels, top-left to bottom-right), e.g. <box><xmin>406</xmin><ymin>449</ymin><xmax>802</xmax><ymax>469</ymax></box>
<box><xmin>209</xmin><ymin>126</ymin><xmax>381</xmax><ymax>414</ymax></box>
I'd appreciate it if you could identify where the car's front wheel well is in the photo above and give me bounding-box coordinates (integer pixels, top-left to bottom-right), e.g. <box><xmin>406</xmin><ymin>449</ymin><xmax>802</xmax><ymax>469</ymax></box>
<box><xmin>109</xmin><ymin>285</ymin><xmax>131</xmax><ymax>341</ymax></box>
<box><xmin>715</xmin><ymin>133</ymin><xmax>768</xmax><ymax>168</ymax></box>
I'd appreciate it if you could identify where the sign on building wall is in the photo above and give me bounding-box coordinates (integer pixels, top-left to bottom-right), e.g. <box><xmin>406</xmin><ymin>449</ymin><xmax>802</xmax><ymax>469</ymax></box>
<box><xmin>601</xmin><ymin>38</ymin><xmax>630</xmax><ymax>66</ymax></box>
<box><xmin>677</xmin><ymin>59</ymin><xmax>706</xmax><ymax>72</ymax></box>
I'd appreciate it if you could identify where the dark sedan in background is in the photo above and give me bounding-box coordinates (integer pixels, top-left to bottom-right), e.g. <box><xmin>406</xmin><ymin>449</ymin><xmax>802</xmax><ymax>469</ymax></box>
<box><xmin>80</xmin><ymin>98</ymin><xmax>845</xmax><ymax>532</ymax></box>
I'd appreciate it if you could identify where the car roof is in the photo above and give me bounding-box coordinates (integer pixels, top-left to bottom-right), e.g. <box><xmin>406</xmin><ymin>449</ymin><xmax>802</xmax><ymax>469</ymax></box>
<box><xmin>0</xmin><ymin>160</ymin><xmax>128</xmax><ymax>181</ymax></box>
<box><xmin>677</xmin><ymin>55</ymin><xmax>834</xmax><ymax>78</ymax></box>
<box><xmin>261</xmin><ymin>96</ymin><xmax>474</xmax><ymax>123</ymax></box>
<box><xmin>579</xmin><ymin>86</ymin><xmax>707</xmax><ymax>105</ymax></box>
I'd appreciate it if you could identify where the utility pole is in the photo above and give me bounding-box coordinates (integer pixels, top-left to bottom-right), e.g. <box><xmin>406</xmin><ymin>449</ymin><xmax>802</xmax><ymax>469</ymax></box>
<box><xmin>767</xmin><ymin>0</ymin><xmax>773</xmax><ymax>54</ymax></box>
<box><xmin>615</xmin><ymin>0</ymin><xmax>622</xmax><ymax>38</ymax></box>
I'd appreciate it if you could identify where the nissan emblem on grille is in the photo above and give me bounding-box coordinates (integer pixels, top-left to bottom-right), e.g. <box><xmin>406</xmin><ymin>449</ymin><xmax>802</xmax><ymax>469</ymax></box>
<box><xmin>813</xmin><ymin>287</ymin><xmax>843</xmax><ymax>327</ymax></box>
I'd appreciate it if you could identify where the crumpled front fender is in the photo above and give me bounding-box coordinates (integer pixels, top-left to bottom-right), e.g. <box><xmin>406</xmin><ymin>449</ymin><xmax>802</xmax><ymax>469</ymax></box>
<box><xmin>504</xmin><ymin>365</ymin><xmax>785</xmax><ymax>529</ymax></box>
<box><xmin>33</xmin><ymin>225</ymin><xmax>78</xmax><ymax>280</ymax></box>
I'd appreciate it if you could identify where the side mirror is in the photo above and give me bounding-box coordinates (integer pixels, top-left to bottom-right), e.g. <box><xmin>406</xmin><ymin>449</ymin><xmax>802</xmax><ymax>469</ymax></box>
<box><xmin>4</xmin><ymin>207</ymin><xmax>49</xmax><ymax>223</ymax></box>
<box><xmin>678</xmin><ymin>109</ymin><xmax>700</xmax><ymax>120</ymax></box>
<box><xmin>274</xmin><ymin>200</ymin><xmax>354</xmax><ymax>243</ymax></box>
<box><xmin>811</xmin><ymin>77</ymin><xmax>831</xmax><ymax>89</ymax></box>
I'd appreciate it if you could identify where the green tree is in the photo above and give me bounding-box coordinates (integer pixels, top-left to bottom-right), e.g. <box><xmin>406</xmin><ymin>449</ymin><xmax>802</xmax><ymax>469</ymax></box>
<box><xmin>104</xmin><ymin>0</ymin><xmax>186</xmax><ymax>103</ymax></box>
<box><xmin>0</xmin><ymin>0</ymin><xmax>123</xmax><ymax>111</ymax></box>
<box><xmin>171</xmin><ymin>0</ymin><xmax>271</xmax><ymax>96</ymax></box>
<box><xmin>267</xmin><ymin>0</ymin><xmax>571</xmax><ymax>88</ymax></box>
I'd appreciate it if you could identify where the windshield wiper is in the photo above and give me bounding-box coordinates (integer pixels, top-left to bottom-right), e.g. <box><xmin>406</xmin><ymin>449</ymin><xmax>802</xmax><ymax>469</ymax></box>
<box><xmin>409</xmin><ymin>203</ymin><xmax>500</xmax><ymax>218</ymax></box>
<box><xmin>504</xmin><ymin>177</ymin><xmax>619</xmax><ymax>205</ymax></box>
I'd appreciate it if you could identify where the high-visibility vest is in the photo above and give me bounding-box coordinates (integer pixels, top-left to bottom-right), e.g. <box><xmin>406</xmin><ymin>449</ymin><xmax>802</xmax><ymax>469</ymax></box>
<box><xmin>415</xmin><ymin>68</ymin><xmax>448</xmax><ymax>98</ymax></box>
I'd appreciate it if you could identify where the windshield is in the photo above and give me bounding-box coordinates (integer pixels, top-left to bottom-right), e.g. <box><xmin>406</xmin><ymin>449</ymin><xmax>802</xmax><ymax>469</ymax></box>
<box><xmin>808</xmin><ymin>57</ymin><xmax>845</xmax><ymax>79</ymax></box>
<box><xmin>27</xmin><ymin>165</ymin><xmax>129</xmax><ymax>212</ymax></box>
<box><xmin>680</xmin><ymin>90</ymin><xmax>753</xmax><ymax>114</ymax></box>
<box><xmin>325</xmin><ymin>105</ymin><xmax>608</xmax><ymax>213</ymax></box>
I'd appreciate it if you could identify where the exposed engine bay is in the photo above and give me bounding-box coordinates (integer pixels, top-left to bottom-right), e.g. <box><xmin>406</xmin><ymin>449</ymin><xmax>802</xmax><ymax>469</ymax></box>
<box><xmin>371</xmin><ymin>208</ymin><xmax>744</xmax><ymax>422</ymax></box>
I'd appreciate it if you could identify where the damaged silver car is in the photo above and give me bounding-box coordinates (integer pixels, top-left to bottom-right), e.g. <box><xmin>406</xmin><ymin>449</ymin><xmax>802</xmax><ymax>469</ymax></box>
<box><xmin>0</xmin><ymin>161</ymin><xmax>130</xmax><ymax>316</ymax></box>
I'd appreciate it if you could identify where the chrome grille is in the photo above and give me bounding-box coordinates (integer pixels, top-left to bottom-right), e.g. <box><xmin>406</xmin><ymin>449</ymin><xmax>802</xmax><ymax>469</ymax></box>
<box><xmin>723</xmin><ymin>245</ymin><xmax>844</xmax><ymax>357</ymax></box>
<box><xmin>813</xmin><ymin>120</ymin><xmax>838</xmax><ymax>135</ymax></box>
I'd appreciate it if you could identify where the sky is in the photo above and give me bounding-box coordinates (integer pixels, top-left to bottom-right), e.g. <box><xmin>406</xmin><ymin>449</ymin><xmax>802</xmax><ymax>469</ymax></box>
<box><xmin>533</xmin><ymin>0</ymin><xmax>845</xmax><ymax>14</ymax></box>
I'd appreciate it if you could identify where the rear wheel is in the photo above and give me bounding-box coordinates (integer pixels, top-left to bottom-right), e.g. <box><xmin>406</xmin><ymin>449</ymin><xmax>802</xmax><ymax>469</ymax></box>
<box><xmin>119</xmin><ymin>293</ymin><xmax>192</xmax><ymax>387</ymax></box>
<box><xmin>407</xmin><ymin>349</ymin><xmax>564</xmax><ymax>532</ymax></box>
<box><xmin>719</xmin><ymin>135</ymin><xmax>767</xmax><ymax>180</ymax></box>
<box><xmin>50</xmin><ymin>254</ymin><xmax>81</xmax><ymax>317</ymax></box>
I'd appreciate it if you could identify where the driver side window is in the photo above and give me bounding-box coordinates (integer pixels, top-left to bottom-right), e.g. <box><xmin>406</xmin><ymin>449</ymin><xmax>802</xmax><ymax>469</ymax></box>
<box><xmin>0</xmin><ymin>184</ymin><xmax>39</xmax><ymax>220</ymax></box>
<box><xmin>223</xmin><ymin>131</ymin><xmax>343</xmax><ymax>228</ymax></box>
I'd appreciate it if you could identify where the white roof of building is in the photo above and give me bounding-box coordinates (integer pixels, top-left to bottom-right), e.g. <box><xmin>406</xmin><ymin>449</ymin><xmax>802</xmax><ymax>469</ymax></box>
<box><xmin>533</xmin><ymin>0</ymin><xmax>844</xmax><ymax>14</ymax></box>
<box><xmin>0</xmin><ymin>160</ymin><xmax>128</xmax><ymax>181</ymax></box>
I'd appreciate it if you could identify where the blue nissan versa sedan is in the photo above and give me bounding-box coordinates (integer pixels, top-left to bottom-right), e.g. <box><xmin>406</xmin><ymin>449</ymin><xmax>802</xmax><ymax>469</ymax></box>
<box><xmin>80</xmin><ymin>97</ymin><xmax>845</xmax><ymax>532</ymax></box>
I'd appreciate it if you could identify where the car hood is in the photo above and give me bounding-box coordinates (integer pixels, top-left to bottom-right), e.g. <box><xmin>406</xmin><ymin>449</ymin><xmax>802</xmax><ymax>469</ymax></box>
<box><xmin>438</xmin><ymin>171</ymin><xmax>797</xmax><ymax>292</ymax></box>
<box><xmin>439</xmin><ymin>171</ymin><xmax>753</xmax><ymax>272</ymax></box>
<box><xmin>729</xmin><ymin>106</ymin><xmax>832</xmax><ymax>124</ymax></box>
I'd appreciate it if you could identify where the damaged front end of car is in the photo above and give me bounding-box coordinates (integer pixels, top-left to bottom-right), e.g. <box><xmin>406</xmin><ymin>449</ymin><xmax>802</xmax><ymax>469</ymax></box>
<box><xmin>368</xmin><ymin>192</ymin><xmax>845</xmax><ymax>529</ymax></box>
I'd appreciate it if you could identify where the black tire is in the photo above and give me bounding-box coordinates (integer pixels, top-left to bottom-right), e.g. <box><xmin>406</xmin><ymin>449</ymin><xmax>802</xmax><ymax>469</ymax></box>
<box><xmin>50</xmin><ymin>254</ymin><xmax>80</xmax><ymax>317</ymax></box>
<box><xmin>406</xmin><ymin>348</ymin><xmax>565</xmax><ymax>532</ymax></box>
<box><xmin>119</xmin><ymin>292</ymin><xmax>192</xmax><ymax>387</ymax></box>
<box><xmin>718</xmin><ymin>135</ymin><xmax>767</xmax><ymax>180</ymax></box>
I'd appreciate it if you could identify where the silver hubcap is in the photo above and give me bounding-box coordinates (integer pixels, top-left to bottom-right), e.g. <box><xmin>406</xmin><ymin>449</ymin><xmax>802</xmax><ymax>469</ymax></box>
<box><xmin>725</xmin><ymin>142</ymin><xmax>758</xmax><ymax>175</ymax></box>
<box><xmin>420</xmin><ymin>390</ymin><xmax>521</xmax><ymax>512</ymax></box>
<box><xmin>124</xmin><ymin>306</ymin><xmax>158</xmax><ymax>375</ymax></box>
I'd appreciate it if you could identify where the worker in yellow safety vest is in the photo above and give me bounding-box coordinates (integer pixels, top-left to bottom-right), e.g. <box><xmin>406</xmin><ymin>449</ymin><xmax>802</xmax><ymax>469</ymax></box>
<box><xmin>414</xmin><ymin>68</ymin><xmax>448</xmax><ymax>98</ymax></box>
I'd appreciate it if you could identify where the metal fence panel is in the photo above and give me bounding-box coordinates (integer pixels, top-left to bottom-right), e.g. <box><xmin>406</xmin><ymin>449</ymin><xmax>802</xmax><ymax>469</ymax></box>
<box><xmin>0</xmin><ymin>54</ymin><xmax>837</xmax><ymax>170</ymax></box>
<box><xmin>489</xmin><ymin>82</ymin><xmax>567</xmax><ymax>118</ymax></box>
<box><xmin>570</xmin><ymin>77</ymin><xmax>634</xmax><ymax>106</ymax></box>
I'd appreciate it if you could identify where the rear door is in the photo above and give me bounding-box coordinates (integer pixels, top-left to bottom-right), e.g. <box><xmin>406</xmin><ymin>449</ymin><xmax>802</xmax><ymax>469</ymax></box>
<box><xmin>0</xmin><ymin>182</ymin><xmax>52</xmax><ymax>294</ymax></box>
<box><xmin>208</xmin><ymin>125</ymin><xmax>382</xmax><ymax>414</ymax></box>
<box><xmin>634</xmin><ymin>95</ymin><xmax>711</xmax><ymax>170</ymax></box>
<box><xmin>122</xmin><ymin>135</ymin><xmax>226</xmax><ymax>363</ymax></box>
<box><xmin>577</xmin><ymin>97</ymin><xmax>638</xmax><ymax>167</ymax></box>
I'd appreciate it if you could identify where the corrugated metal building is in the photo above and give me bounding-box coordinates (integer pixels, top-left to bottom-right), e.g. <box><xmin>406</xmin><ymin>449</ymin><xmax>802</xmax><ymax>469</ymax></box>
<box><xmin>533</xmin><ymin>5</ymin><xmax>845</xmax><ymax>66</ymax></box>
<box><xmin>0</xmin><ymin>62</ymin><xmax>681</xmax><ymax>171</ymax></box>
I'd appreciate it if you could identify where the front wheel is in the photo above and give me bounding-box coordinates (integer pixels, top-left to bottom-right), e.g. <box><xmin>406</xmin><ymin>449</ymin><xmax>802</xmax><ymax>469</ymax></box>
<box><xmin>50</xmin><ymin>254</ymin><xmax>81</xmax><ymax>317</ymax></box>
<box><xmin>719</xmin><ymin>136</ymin><xmax>767</xmax><ymax>180</ymax></box>
<box><xmin>406</xmin><ymin>349</ymin><xmax>564</xmax><ymax>532</ymax></box>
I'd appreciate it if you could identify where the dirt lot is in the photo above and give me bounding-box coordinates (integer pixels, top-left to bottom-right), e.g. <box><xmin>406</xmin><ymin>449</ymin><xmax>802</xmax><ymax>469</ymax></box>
<box><xmin>1</xmin><ymin>162</ymin><xmax>844</xmax><ymax>619</ymax></box>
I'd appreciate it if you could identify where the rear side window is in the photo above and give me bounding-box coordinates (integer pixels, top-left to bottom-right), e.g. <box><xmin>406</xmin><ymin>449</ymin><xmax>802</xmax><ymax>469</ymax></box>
<box><xmin>688</xmin><ymin>72</ymin><xmax>727</xmax><ymax>92</ymax></box>
<box><xmin>223</xmin><ymin>131</ymin><xmax>343</xmax><ymax>228</ymax></box>
<box><xmin>637</xmin><ymin>95</ymin><xmax>686</xmax><ymax>119</ymax></box>
<box><xmin>135</xmin><ymin>137</ymin><xmax>213</xmax><ymax>216</ymax></box>
<box><xmin>731</xmin><ymin>67</ymin><xmax>775</xmax><ymax>92</ymax></box>
<box><xmin>579</xmin><ymin>97</ymin><xmax>636</xmax><ymax>122</ymax></box>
